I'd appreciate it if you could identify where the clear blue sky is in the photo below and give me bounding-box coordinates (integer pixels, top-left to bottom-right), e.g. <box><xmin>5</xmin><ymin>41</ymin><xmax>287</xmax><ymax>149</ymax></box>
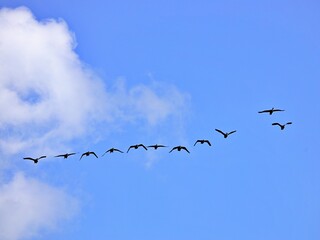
<box><xmin>1</xmin><ymin>1</ymin><xmax>320</xmax><ymax>240</ymax></box>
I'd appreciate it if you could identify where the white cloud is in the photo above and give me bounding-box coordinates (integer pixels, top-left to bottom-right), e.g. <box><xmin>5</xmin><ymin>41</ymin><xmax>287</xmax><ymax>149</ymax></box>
<box><xmin>0</xmin><ymin>6</ymin><xmax>189</xmax><ymax>239</ymax></box>
<box><xmin>0</xmin><ymin>172</ymin><xmax>79</xmax><ymax>240</ymax></box>
<box><xmin>0</xmin><ymin>6</ymin><xmax>189</xmax><ymax>155</ymax></box>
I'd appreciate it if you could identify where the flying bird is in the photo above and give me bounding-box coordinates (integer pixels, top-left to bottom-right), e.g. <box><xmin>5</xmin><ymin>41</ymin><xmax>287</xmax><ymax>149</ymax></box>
<box><xmin>272</xmin><ymin>122</ymin><xmax>292</xmax><ymax>130</ymax></box>
<box><xmin>169</xmin><ymin>145</ymin><xmax>190</xmax><ymax>153</ymax></box>
<box><xmin>194</xmin><ymin>139</ymin><xmax>211</xmax><ymax>146</ymax></box>
<box><xmin>147</xmin><ymin>144</ymin><xmax>167</xmax><ymax>150</ymax></box>
<box><xmin>215</xmin><ymin>129</ymin><xmax>237</xmax><ymax>138</ymax></box>
<box><xmin>23</xmin><ymin>155</ymin><xmax>46</xmax><ymax>164</ymax></box>
<box><xmin>102</xmin><ymin>148</ymin><xmax>124</xmax><ymax>156</ymax></box>
<box><xmin>127</xmin><ymin>144</ymin><xmax>148</xmax><ymax>153</ymax></box>
<box><xmin>80</xmin><ymin>151</ymin><xmax>98</xmax><ymax>160</ymax></box>
<box><xmin>258</xmin><ymin>108</ymin><xmax>284</xmax><ymax>115</ymax></box>
<box><xmin>54</xmin><ymin>153</ymin><xmax>76</xmax><ymax>159</ymax></box>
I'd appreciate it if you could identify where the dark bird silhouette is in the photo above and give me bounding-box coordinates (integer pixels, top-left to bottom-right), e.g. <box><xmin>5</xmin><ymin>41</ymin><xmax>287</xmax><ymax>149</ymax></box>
<box><xmin>215</xmin><ymin>129</ymin><xmax>237</xmax><ymax>138</ymax></box>
<box><xmin>258</xmin><ymin>107</ymin><xmax>284</xmax><ymax>115</ymax></box>
<box><xmin>194</xmin><ymin>139</ymin><xmax>211</xmax><ymax>146</ymax></box>
<box><xmin>147</xmin><ymin>144</ymin><xmax>167</xmax><ymax>150</ymax></box>
<box><xmin>169</xmin><ymin>145</ymin><xmax>190</xmax><ymax>153</ymax></box>
<box><xmin>23</xmin><ymin>155</ymin><xmax>46</xmax><ymax>164</ymax></box>
<box><xmin>127</xmin><ymin>144</ymin><xmax>148</xmax><ymax>153</ymax></box>
<box><xmin>272</xmin><ymin>122</ymin><xmax>292</xmax><ymax>130</ymax></box>
<box><xmin>80</xmin><ymin>151</ymin><xmax>98</xmax><ymax>160</ymax></box>
<box><xmin>102</xmin><ymin>148</ymin><xmax>124</xmax><ymax>156</ymax></box>
<box><xmin>54</xmin><ymin>153</ymin><xmax>76</xmax><ymax>159</ymax></box>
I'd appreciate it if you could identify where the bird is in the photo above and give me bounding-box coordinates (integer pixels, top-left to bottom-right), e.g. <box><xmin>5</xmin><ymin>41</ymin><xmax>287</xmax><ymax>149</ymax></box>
<box><xmin>23</xmin><ymin>156</ymin><xmax>46</xmax><ymax>164</ymax></box>
<box><xmin>54</xmin><ymin>153</ymin><xmax>76</xmax><ymax>159</ymax></box>
<box><xmin>169</xmin><ymin>145</ymin><xmax>190</xmax><ymax>153</ymax></box>
<box><xmin>80</xmin><ymin>151</ymin><xmax>98</xmax><ymax>160</ymax></box>
<box><xmin>101</xmin><ymin>148</ymin><xmax>124</xmax><ymax>156</ymax></box>
<box><xmin>127</xmin><ymin>144</ymin><xmax>148</xmax><ymax>153</ymax></box>
<box><xmin>215</xmin><ymin>129</ymin><xmax>237</xmax><ymax>138</ymax></box>
<box><xmin>258</xmin><ymin>107</ymin><xmax>284</xmax><ymax>115</ymax></box>
<box><xmin>147</xmin><ymin>144</ymin><xmax>167</xmax><ymax>150</ymax></box>
<box><xmin>272</xmin><ymin>122</ymin><xmax>292</xmax><ymax>130</ymax></box>
<box><xmin>194</xmin><ymin>139</ymin><xmax>211</xmax><ymax>146</ymax></box>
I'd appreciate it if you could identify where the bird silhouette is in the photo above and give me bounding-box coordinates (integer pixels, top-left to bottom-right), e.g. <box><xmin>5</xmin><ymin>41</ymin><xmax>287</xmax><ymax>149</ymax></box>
<box><xmin>55</xmin><ymin>153</ymin><xmax>76</xmax><ymax>159</ymax></box>
<box><xmin>23</xmin><ymin>155</ymin><xmax>46</xmax><ymax>164</ymax></box>
<box><xmin>194</xmin><ymin>139</ymin><xmax>211</xmax><ymax>146</ymax></box>
<box><xmin>80</xmin><ymin>151</ymin><xmax>98</xmax><ymax>160</ymax></box>
<box><xmin>272</xmin><ymin>122</ymin><xmax>292</xmax><ymax>130</ymax></box>
<box><xmin>127</xmin><ymin>144</ymin><xmax>148</xmax><ymax>153</ymax></box>
<box><xmin>102</xmin><ymin>148</ymin><xmax>124</xmax><ymax>156</ymax></box>
<box><xmin>215</xmin><ymin>129</ymin><xmax>237</xmax><ymax>138</ymax></box>
<box><xmin>169</xmin><ymin>146</ymin><xmax>190</xmax><ymax>153</ymax></box>
<box><xmin>147</xmin><ymin>144</ymin><xmax>167</xmax><ymax>150</ymax></box>
<box><xmin>258</xmin><ymin>108</ymin><xmax>284</xmax><ymax>115</ymax></box>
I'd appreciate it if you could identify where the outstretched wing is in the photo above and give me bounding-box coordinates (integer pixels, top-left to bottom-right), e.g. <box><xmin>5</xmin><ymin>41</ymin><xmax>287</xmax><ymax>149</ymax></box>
<box><xmin>272</xmin><ymin>122</ymin><xmax>281</xmax><ymax>126</ymax></box>
<box><xmin>127</xmin><ymin>146</ymin><xmax>133</xmax><ymax>153</ymax></box>
<box><xmin>181</xmin><ymin>146</ymin><xmax>190</xmax><ymax>153</ymax></box>
<box><xmin>23</xmin><ymin>157</ymin><xmax>35</xmax><ymax>161</ymax></box>
<box><xmin>90</xmin><ymin>152</ymin><xmax>98</xmax><ymax>158</ymax></box>
<box><xmin>194</xmin><ymin>140</ymin><xmax>200</xmax><ymax>146</ymax></box>
<box><xmin>79</xmin><ymin>153</ymin><xmax>86</xmax><ymax>160</ymax></box>
<box><xmin>273</xmin><ymin>109</ymin><xmax>284</xmax><ymax>112</ymax></box>
<box><xmin>286</xmin><ymin>122</ymin><xmax>292</xmax><ymax>125</ymax></box>
<box><xmin>204</xmin><ymin>140</ymin><xmax>212</xmax><ymax>146</ymax></box>
<box><xmin>67</xmin><ymin>152</ymin><xmax>76</xmax><ymax>157</ymax></box>
<box><xmin>228</xmin><ymin>130</ymin><xmax>237</xmax><ymax>135</ymax></box>
<box><xmin>139</xmin><ymin>144</ymin><xmax>148</xmax><ymax>150</ymax></box>
<box><xmin>114</xmin><ymin>148</ymin><xmax>124</xmax><ymax>153</ymax></box>
<box><xmin>54</xmin><ymin>154</ymin><xmax>64</xmax><ymax>158</ymax></box>
<box><xmin>258</xmin><ymin>109</ymin><xmax>271</xmax><ymax>114</ymax></box>
<box><xmin>169</xmin><ymin>146</ymin><xmax>177</xmax><ymax>153</ymax></box>
<box><xmin>215</xmin><ymin>129</ymin><xmax>226</xmax><ymax>136</ymax></box>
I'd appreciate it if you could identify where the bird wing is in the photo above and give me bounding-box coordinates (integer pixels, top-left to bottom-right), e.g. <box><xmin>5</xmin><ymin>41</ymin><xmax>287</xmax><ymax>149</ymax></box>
<box><xmin>68</xmin><ymin>152</ymin><xmax>76</xmax><ymax>156</ymax></box>
<box><xmin>228</xmin><ymin>130</ymin><xmax>237</xmax><ymax>135</ymax></box>
<box><xmin>139</xmin><ymin>144</ymin><xmax>148</xmax><ymax>150</ymax></box>
<box><xmin>272</xmin><ymin>123</ymin><xmax>282</xmax><ymax>127</ymax></box>
<box><xmin>79</xmin><ymin>153</ymin><xmax>86</xmax><ymax>160</ymax></box>
<box><xmin>273</xmin><ymin>109</ymin><xmax>284</xmax><ymax>112</ymax></box>
<box><xmin>181</xmin><ymin>146</ymin><xmax>190</xmax><ymax>153</ymax></box>
<box><xmin>127</xmin><ymin>146</ymin><xmax>133</xmax><ymax>153</ymax></box>
<box><xmin>90</xmin><ymin>152</ymin><xmax>98</xmax><ymax>158</ymax></box>
<box><xmin>114</xmin><ymin>148</ymin><xmax>124</xmax><ymax>153</ymax></box>
<box><xmin>147</xmin><ymin>145</ymin><xmax>156</xmax><ymax>148</ymax></box>
<box><xmin>23</xmin><ymin>157</ymin><xmax>35</xmax><ymax>161</ymax></box>
<box><xmin>194</xmin><ymin>140</ymin><xmax>199</xmax><ymax>146</ymax></box>
<box><xmin>205</xmin><ymin>140</ymin><xmax>212</xmax><ymax>146</ymax></box>
<box><xmin>286</xmin><ymin>122</ymin><xmax>292</xmax><ymax>125</ymax></box>
<box><xmin>169</xmin><ymin>147</ymin><xmax>177</xmax><ymax>153</ymax></box>
<box><xmin>215</xmin><ymin>129</ymin><xmax>225</xmax><ymax>136</ymax></box>
<box><xmin>258</xmin><ymin>109</ymin><xmax>270</xmax><ymax>113</ymax></box>
<box><xmin>101</xmin><ymin>150</ymin><xmax>108</xmax><ymax>157</ymax></box>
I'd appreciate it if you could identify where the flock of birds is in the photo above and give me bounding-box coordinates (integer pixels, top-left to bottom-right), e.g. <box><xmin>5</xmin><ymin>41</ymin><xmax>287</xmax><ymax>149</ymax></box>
<box><xmin>23</xmin><ymin>108</ymin><xmax>292</xmax><ymax>164</ymax></box>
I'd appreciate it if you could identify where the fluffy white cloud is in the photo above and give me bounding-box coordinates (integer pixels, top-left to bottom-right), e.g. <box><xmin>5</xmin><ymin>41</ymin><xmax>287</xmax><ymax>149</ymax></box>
<box><xmin>0</xmin><ymin>6</ymin><xmax>189</xmax><ymax>155</ymax></box>
<box><xmin>0</xmin><ymin>172</ymin><xmax>79</xmax><ymax>240</ymax></box>
<box><xmin>0</xmin><ymin>6</ymin><xmax>189</xmax><ymax>239</ymax></box>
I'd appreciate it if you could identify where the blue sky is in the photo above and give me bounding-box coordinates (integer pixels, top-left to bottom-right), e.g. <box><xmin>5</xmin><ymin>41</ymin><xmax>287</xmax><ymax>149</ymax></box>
<box><xmin>0</xmin><ymin>1</ymin><xmax>320</xmax><ymax>240</ymax></box>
